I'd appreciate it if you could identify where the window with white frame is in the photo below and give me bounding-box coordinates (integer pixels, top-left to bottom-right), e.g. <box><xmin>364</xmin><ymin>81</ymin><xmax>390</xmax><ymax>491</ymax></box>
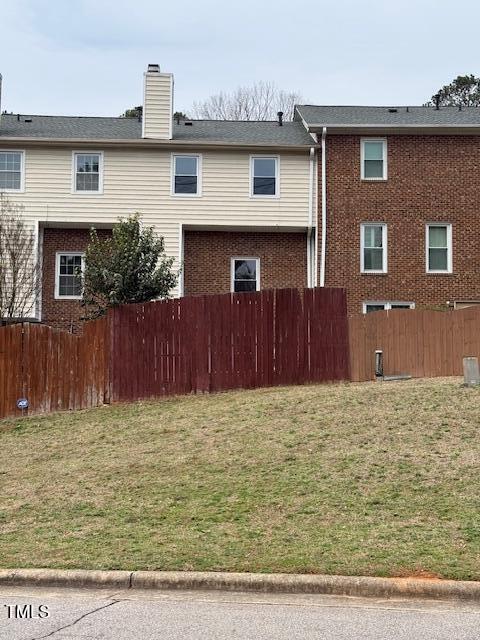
<box><xmin>361</xmin><ymin>139</ymin><xmax>387</xmax><ymax>180</ymax></box>
<box><xmin>173</xmin><ymin>155</ymin><xmax>200</xmax><ymax>195</ymax></box>
<box><xmin>73</xmin><ymin>152</ymin><xmax>102</xmax><ymax>193</ymax></box>
<box><xmin>251</xmin><ymin>157</ymin><xmax>278</xmax><ymax>197</ymax></box>
<box><xmin>56</xmin><ymin>253</ymin><xmax>85</xmax><ymax>298</ymax></box>
<box><xmin>231</xmin><ymin>258</ymin><xmax>260</xmax><ymax>292</ymax></box>
<box><xmin>0</xmin><ymin>150</ymin><xmax>24</xmax><ymax>191</ymax></box>
<box><xmin>426</xmin><ymin>224</ymin><xmax>452</xmax><ymax>273</ymax></box>
<box><xmin>361</xmin><ymin>223</ymin><xmax>387</xmax><ymax>273</ymax></box>
<box><xmin>363</xmin><ymin>301</ymin><xmax>415</xmax><ymax>314</ymax></box>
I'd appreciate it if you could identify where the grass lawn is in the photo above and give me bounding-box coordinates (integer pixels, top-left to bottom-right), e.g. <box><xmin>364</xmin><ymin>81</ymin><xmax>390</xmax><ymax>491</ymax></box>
<box><xmin>1</xmin><ymin>377</ymin><xmax>480</xmax><ymax>579</ymax></box>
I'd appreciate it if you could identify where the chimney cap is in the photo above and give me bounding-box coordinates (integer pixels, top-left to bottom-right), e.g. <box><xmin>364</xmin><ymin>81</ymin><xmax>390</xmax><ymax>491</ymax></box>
<box><xmin>147</xmin><ymin>63</ymin><xmax>161</xmax><ymax>73</ymax></box>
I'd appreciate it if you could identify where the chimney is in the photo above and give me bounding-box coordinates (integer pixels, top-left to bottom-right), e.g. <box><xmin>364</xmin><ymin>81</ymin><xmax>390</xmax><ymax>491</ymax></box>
<box><xmin>0</xmin><ymin>74</ymin><xmax>2</xmax><ymax>128</ymax></box>
<box><xmin>142</xmin><ymin>64</ymin><xmax>174</xmax><ymax>140</ymax></box>
<box><xmin>277</xmin><ymin>111</ymin><xmax>284</xmax><ymax>126</ymax></box>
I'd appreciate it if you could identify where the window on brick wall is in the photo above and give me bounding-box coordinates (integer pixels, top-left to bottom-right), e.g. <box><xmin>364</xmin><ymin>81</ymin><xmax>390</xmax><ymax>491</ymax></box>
<box><xmin>360</xmin><ymin>223</ymin><xmax>387</xmax><ymax>273</ymax></box>
<box><xmin>250</xmin><ymin>156</ymin><xmax>279</xmax><ymax>197</ymax></box>
<box><xmin>361</xmin><ymin>139</ymin><xmax>387</xmax><ymax>180</ymax></box>
<box><xmin>73</xmin><ymin>152</ymin><xmax>103</xmax><ymax>193</ymax></box>
<box><xmin>231</xmin><ymin>258</ymin><xmax>260</xmax><ymax>292</ymax></box>
<box><xmin>363</xmin><ymin>301</ymin><xmax>415</xmax><ymax>313</ymax></box>
<box><xmin>426</xmin><ymin>224</ymin><xmax>452</xmax><ymax>273</ymax></box>
<box><xmin>172</xmin><ymin>154</ymin><xmax>201</xmax><ymax>195</ymax></box>
<box><xmin>0</xmin><ymin>150</ymin><xmax>24</xmax><ymax>191</ymax></box>
<box><xmin>55</xmin><ymin>252</ymin><xmax>85</xmax><ymax>299</ymax></box>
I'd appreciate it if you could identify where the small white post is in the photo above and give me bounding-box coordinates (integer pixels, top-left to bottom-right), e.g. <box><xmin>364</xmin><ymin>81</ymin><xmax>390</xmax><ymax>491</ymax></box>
<box><xmin>463</xmin><ymin>357</ymin><xmax>480</xmax><ymax>386</ymax></box>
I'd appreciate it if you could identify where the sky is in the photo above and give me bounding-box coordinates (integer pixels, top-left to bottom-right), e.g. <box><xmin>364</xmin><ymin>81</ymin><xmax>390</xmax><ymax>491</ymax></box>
<box><xmin>0</xmin><ymin>0</ymin><xmax>479</xmax><ymax>117</ymax></box>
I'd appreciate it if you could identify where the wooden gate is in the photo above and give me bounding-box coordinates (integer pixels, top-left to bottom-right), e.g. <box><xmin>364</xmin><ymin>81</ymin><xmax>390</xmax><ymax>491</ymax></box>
<box><xmin>0</xmin><ymin>320</ymin><xmax>108</xmax><ymax>418</ymax></box>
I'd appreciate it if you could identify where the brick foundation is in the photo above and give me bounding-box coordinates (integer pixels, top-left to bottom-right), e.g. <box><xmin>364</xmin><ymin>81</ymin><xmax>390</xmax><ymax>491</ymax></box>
<box><xmin>183</xmin><ymin>230</ymin><xmax>308</xmax><ymax>295</ymax></box>
<box><xmin>320</xmin><ymin>135</ymin><xmax>480</xmax><ymax>314</ymax></box>
<box><xmin>41</xmin><ymin>228</ymin><xmax>111</xmax><ymax>332</ymax></box>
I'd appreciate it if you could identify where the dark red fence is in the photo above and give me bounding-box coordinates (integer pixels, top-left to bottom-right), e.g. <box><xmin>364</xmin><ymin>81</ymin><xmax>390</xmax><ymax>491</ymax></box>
<box><xmin>109</xmin><ymin>287</ymin><xmax>350</xmax><ymax>402</ymax></box>
<box><xmin>0</xmin><ymin>287</ymin><xmax>349</xmax><ymax>418</ymax></box>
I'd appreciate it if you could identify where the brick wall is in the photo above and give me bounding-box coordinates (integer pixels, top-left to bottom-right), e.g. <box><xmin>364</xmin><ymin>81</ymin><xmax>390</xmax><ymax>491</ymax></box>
<box><xmin>320</xmin><ymin>135</ymin><xmax>480</xmax><ymax>314</ymax></box>
<box><xmin>183</xmin><ymin>230</ymin><xmax>307</xmax><ymax>295</ymax></box>
<box><xmin>41</xmin><ymin>228</ymin><xmax>111</xmax><ymax>332</ymax></box>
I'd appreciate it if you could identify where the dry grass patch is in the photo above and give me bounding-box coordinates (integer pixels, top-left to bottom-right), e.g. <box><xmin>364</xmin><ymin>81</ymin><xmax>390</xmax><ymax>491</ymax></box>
<box><xmin>1</xmin><ymin>378</ymin><xmax>480</xmax><ymax>578</ymax></box>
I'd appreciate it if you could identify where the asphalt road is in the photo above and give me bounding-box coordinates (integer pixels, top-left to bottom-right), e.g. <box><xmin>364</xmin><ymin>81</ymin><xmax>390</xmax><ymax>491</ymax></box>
<box><xmin>1</xmin><ymin>586</ymin><xmax>480</xmax><ymax>639</ymax></box>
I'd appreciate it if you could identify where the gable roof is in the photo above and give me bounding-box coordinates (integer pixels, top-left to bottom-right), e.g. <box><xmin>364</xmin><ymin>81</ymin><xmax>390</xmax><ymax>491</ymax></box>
<box><xmin>295</xmin><ymin>105</ymin><xmax>480</xmax><ymax>133</ymax></box>
<box><xmin>0</xmin><ymin>114</ymin><xmax>314</xmax><ymax>147</ymax></box>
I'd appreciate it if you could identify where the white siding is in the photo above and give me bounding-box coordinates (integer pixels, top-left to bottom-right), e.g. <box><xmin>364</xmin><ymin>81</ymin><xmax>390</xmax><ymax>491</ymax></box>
<box><xmin>143</xmin><ymin>73</ymin><xmax>172</xmax><ymax>139</ymax></box>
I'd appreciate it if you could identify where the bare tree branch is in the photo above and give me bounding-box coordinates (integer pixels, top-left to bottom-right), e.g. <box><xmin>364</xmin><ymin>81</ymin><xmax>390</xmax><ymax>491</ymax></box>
<box><xmin>0</xmin><ymin>193</ymin><xmax>40</xmax><ymax>322</ymax></box>
<box><xmin>191</xmin><ymin>81</ymin><xmax>303</xmax><ymax>121</ymax></box>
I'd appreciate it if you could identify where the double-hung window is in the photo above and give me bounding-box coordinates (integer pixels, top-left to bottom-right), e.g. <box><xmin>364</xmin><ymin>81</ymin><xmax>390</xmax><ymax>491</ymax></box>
<box><xmin>426</xmin><ymin>224</ymin><xmax>452</xmax><ymax>273</ymax></box>
<box><xmin>173</xmin><ymin>155</ymin><xmax>200</xmax><ymax>195</ymax></box>
<box><xmin>361</xmin><ymin>223</ymin><xmax>387</xmax><ymax>273</ymax></box>
<box><xmin>55</xmin><ymin>252</ymin><xmax>85</xmax><ymax>299</ymax></box>
<box><xmin>250</xmin><ymin>156</ymin><xmax>278</xmax><ymax>197</ymax></box>
<box><xmin>361</xmin><ymin>139</ymin><xmax>387</xmax><ymax>180</ymax></box>
<box><xmin>231</xmin><ymin>258</ymin><xmax>260</xmax><ymax>292</ymax></box>
<box><xmin>0</xmin><ymin>150</ymin><xmax>24</xmax><ymax>191</ymax></box>
<box><xmin>73</xmin><ymin>152</ymin><xmax>103</xmax><ymax>193</ymax></box>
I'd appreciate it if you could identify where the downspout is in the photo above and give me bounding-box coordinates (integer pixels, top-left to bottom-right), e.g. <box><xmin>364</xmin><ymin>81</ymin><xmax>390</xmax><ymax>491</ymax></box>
<box><xmin>307</xmin><ymin>146</ymin><xmax>315</xmax><ymax>287</ymax></box>
<box><xmin>319</xmin><ymin>126</ymin><xmax>327</xmax><ymax>287</ymax></box>
<box><xmin>178</xmin><ymin>222</ymin><xmax>185</xmax><ymax>297</ymax></box>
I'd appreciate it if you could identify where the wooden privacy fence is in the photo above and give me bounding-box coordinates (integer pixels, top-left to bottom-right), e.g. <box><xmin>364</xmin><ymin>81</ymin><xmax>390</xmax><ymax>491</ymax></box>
<box><xmin>109</xmin><ymin>287</ymin><xmax>350</xmax><ymax>402</ymax></box>
<box><xmin>0</xmin><ymin>319</ymin><xmax>108</xmax><ymax>418</ymax></box>
<box><xmin>0</xmin><ymin>287</ymin><xmax>349</xmax><ymax>418</ymax></box>
<box><xmin>349</xmin><ymin>307</ymin><xmax>480</xmax><ymax>382</ymax></box>
<box><xmin>4</xmin><ymin>293</ymin><xmax>480</xmax><ymax>418</ymax></box>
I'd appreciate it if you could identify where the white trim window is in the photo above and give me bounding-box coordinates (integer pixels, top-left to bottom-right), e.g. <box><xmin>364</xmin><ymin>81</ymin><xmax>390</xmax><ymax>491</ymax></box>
<box><xmin>361</xmin><ymin>139</ymin><xmax>387</xmax><ymax>180</ymax></box>
<box><xmin>360</xmin><ymin>223</ymin><xmax>387</xmax><ymax>273</ymax></box>
<box><xmin>0</xmin><ymin>150</ymin><xmax>25</xmax><ymax>191</ymax></box>
<box><xmin>426</xmin><ymin>223</ymin><xmax>452</xmax><ymax>273</ymax></box>
<box><xmin>250</xmin><ymin>156</ymin><xmax>279</xmax><ymax>197</ymax></box>
<box><xmin>73</xmin><ymin>152</ymin><xmax>103</xmax><ymax>193</ymax></box>
<box><xmin>231</xmin><ymin>257</ymin><xmax>260</xmax><ymax>293</ymax></box>
<box><xmin>363</xmin><ymin>301</ymin><xmax>415</xmax><ymax>314</ymax></box>
<box><xmin>55</xmin><ymin>252</ymin><xmax>85</xmax><ymax>299</ymax></box>
<box><xmin>172</xmin><ymin>154</ymin><xmax>201</xmax><ymax>196</ymax></box>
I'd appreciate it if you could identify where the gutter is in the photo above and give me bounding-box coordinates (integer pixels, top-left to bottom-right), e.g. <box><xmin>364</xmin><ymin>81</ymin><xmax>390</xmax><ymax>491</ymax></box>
<box><xmin>319</xmin><ymin>126</ymin><xmax>327</xmax><ymax>287</ymax></box>
<box><xmin>0</xmin><ymin>136</ymin><xmax>318</xmax><ymax>152</ymax></box>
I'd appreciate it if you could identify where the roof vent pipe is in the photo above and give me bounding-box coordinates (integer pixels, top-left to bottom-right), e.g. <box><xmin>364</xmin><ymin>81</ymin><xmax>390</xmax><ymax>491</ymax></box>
<box><xmin>434</xmin><ymin>93</ymin><xmax>441</xmax><ymax>110</ymax></box>
<box><xmin>277</xmin><ymin>111</ymin><xmax>283</xmax><ymax>126</ymax></box>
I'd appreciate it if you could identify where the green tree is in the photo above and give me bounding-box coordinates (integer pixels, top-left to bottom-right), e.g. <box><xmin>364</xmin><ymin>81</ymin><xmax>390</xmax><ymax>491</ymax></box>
<box><xmin>121</xmin><ymin>106</ymin><xmax>143</xmax><ymax>118</ymax></box>
<box><xmin>82</xmin><ymin>214</ymin><xmax>177</xmax><ymax>318</ymax></box>
<box><xmin>427</xmin><ymin>74</ymin><xmax>480</xmax><ymax>107</ymax></box>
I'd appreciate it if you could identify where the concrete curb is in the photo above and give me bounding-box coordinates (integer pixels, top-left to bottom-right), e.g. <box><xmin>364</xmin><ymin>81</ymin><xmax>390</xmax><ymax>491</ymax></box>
<box><xmin>1</xmin><ymin>569</ymin><xmax>480</xmax><ymax>601</ymax></box>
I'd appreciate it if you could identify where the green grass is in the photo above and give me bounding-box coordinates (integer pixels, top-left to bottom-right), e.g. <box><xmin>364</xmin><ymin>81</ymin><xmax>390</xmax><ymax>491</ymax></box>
<box><xmin>1</xmin><ymin>377</ymin><xmax>480</xmax><ymax>579</ymax></box>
